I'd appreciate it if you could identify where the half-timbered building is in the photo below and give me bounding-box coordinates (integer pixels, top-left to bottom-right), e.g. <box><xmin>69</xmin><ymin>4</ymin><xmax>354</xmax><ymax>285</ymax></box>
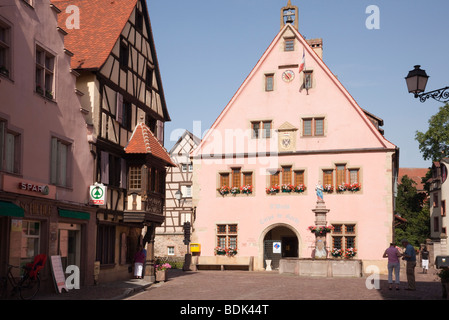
<box><xmin>155</xmin><ymin>130</ymin><xmax>200</xmax><ymax>259</ymax></box>
<box><xmin>55</xmin><ymin>0</ymin><xmax>173</xmax><ymax>282</ymax></box>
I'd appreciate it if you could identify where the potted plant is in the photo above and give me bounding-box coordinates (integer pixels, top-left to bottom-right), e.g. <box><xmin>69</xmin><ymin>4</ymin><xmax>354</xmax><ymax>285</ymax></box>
<box><xmin>281</xmin><ymin>184</ymin><xmax>294</xmax><ymax>193</ymax></box>
<box><xmin>155</xmin><ymin>263</ymin><xmax>171</xmax><ymax>282</ymax></box>
<box><xmin>337</xmin><ymin>183</ymin><xmax>347</xmax><ymax>192</ymax></box>
<box><xmin>349</xmin><ymin>183</ymin><xmax>361</xmax><ymax>192</ymax></box>
<box><xmin>323</xmin><ymin>184</ymin><xmax>334</xmax><ymax>193</ymax></box>
<box><xmin>214</xmin><ymin>246</ymin><xmax>226</xmax><ymax>255</ymax></box>
<box><xmin>45</xmin><ymin>89</ymin><xmax>54</xmax><ymax>99</ymax></box>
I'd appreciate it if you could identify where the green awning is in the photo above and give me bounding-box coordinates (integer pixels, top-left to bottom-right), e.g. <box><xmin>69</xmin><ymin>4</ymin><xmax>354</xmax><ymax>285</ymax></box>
<box><xmin>0</xmin><ymin>201</ymin><xmax>24</xmax><ymax>217</ymax></box>
<box><xmin>58</xmin><ymin>209</ymin><xmax>90</xmax><ymax>220</ymax></box>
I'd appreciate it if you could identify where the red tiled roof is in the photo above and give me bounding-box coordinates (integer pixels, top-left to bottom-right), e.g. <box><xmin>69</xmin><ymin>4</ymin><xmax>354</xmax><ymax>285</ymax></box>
<box><xmin>53</xmin><ymin>0</ymin><xmax>137</xmax><ymax>69</ymax></box>
<box><xmin>398</xmin><ymin>168</ymin><xmax>429</xmax><ymax>191</ymax></box>
<box><xmin>125</xmin><ymin>123</ymin><xmax>175</xmax><ymax>166</ymax></box>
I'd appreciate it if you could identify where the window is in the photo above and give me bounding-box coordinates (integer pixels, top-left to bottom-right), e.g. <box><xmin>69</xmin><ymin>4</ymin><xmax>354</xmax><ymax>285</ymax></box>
<box><xmin>252</xmin><ymin>121</ymin><xmax>272</xmax><ymax>139</ymax></box>
<box><xmin>442</xmin><ymin>200</ymin><xmax>446</xmax><ymax>217</ymax></box>
<box><xmin>0</xmin><ymin>21</ymin><xmax>11</xmax><ymax>78</ymax></box>
<box><xmin>265</xmin><ymin>74</ymin><xmax>274</xmax><ymax>91</ymax></box>
<box><xmin>304</xmin><ymin>70</ymin><xmax>313</xmax><ymax>89</ymax></box>
<box><xmin>0</xmin><ymin>121</ymin><xmax>21</xmax><ymax>174</ymax></box>
<box><xmin>181</xmin><ymin>185</ymin><xmax>192</xmax><ymax>198</ymax></box>
<box><xmin>96</xmin><ymin>224</ymin><xmax>115</xmax><ymax>265</ymax></box>
<box><xmin>434</xmin><ymin>194</ymin><xmax>439</xmax><ymax>208</ymax></box>
<box><xmin>119</xmin><ymin>40</ymin><xmax>129</xmax><ymax>69</ymax></box>
<box><xmin>50</xmin><ymin>137</ymin><xmax>71</xmax><ymax>187</ymax></box>
<box><xmin>282</xmin><ymin>166</ymin><xmax>292</xmax><ymax>185</ymax></box>
<box><xmin>217</xmin><ymin>224</ymin><xmax>238</xmax><ymax>249</ymax></box>
<box><xmin>302</xmin><ymin>117</ymin><xmax>325</xmax><ymax>136</ymax></box>
<box><xmin>121</xmin><ymin>100</ymin><xmax>132</xmax><ymax>131</ymax></box>
<box><xmin>232</xmin><ymin>168</ymin><xmax>241</xmax><ymax>187</ymax></box>
<box><xmin>243</xmin><ymin>172</ymin><xmax>253</xmax><ymax>186</ymax></box>
<box><xmin>284</xmin><ymin>38</ymin><xmax>294</xmax><ymax>51</ymax></box>
<box><xmin>331</xmin><ymin>223</ymin><xmax>356</xmax><ymax>252</ymax></box>
<box><xmin>294</xmin><ymin>170</ymin><xmax>304</xmax><ymax>185</ymax></box>
<box><xmin>181</xmin><ymin>163</ymin><xmax>192</xmax><ymax>173</ymax></box>
<box><xmin>434</xmin><ymin>217</ymin><xmax>440</xmax><ymax>232</ymax></box>
<box><xmin>336</xmin><ymin>164</ymin><xmax>346</xmax><ymax>187</ymax></box>
<box><xmin>135</xmin><ymin>10</ymin><xmax>143</xmax><ymax>32</ymax></box>
<box><xmin>323</xmin><ymin>169</ymin><xmax>333</xmax><ymax>186</ymax></box>
<box><xmin>349</xmin><ymin>169</ymin><xmax>359</xmax><ymax>184</ymax></box>
<box><xmin>270</xmin><ymin>170</ymin><xmax>280</xmax><ymax>186</ymax></box>
<box><xmin>20</xmin><ymin>220</ymin><xmax>41</xmax><ymax>265</ymax></box>
<box><xmin>168</xmin><ymin>246</ymin><xmax>175</xmax><ymax>256</ymax></box>
<box><xmin>129</xmin><ymin>166</ymin><xmax>142</xmax><ymax>190</ymax></box>
<box><xmin>219</xmin><ymin>173</ymin><xmax>229</xmax><ymax>187</ymax></box>
<box><xmin>36</xmin><ymin>46</ymin><xmax>55</xmax><ymax>99</ymax></box>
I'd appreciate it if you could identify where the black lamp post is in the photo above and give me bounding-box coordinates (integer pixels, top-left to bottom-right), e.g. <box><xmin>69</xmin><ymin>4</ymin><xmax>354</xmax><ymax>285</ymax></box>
<box><xmin>405</xmin><ymin>65</ymin><xmax>449</xmax><ymax>103</ymax></box>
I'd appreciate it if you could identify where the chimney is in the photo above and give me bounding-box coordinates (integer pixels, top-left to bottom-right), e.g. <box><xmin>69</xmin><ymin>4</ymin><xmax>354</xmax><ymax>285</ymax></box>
<box><xmin>306</xmin><ymin>38</ymin><xmax>323</xmax><ymax>60</ymax></box>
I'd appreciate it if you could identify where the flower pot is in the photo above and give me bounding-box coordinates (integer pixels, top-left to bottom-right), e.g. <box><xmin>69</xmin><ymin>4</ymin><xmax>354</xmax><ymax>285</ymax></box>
<box><xmin>156</xmin><ymin>269</ymin><xmax>167</xmax><ymax>282</ymax></box>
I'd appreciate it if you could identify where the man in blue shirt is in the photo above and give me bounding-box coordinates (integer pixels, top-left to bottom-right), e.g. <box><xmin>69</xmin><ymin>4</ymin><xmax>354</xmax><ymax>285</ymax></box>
<box><xmin>401</xmin><ymin>239</ymin><xmax>416</xmax><ymax>290</ymax></box>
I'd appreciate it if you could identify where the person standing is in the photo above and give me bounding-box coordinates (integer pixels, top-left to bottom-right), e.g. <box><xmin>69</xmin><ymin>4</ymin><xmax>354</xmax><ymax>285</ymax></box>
<box><xmin>133</xmin><ymin>245</ymin><xmax>146</xmax><ymax>279</ymax></box>
<box><xmin>383</xmin><ymin>243</ymin><xmax>401</xmax><ymax>290</ymax></box>
<box><xmin>421</xmin><ymin>247</ymin><xmax>429</xmax><ymax>274</ymax></box>
<box><xmin>401</xmin><ymin>239</ymin><xmax>417</xmax><ymax>291</ymax></box>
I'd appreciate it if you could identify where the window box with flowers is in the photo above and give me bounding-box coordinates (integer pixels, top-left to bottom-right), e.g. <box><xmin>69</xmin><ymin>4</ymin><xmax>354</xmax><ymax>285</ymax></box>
<box><xmin>225</xmin><ymin>247</ymin><xmax>238</xmax><ymax>257</ymax></box>
<box><xmin>240</xmin><ymin>185</ymin><xmax>253</xmax><ymax>195</ymax></box>
<box><xmin>348</xmin><ymin>183</ymin><xmax>361</xmax><ymax>192</ymax></box>
<box><xmin>331</xmin><ymin>248</ymin><xmax>343</xmax><ymax>258</ymax></box>
<box><xmin>344</xmin><ymin>247</ymin><xmax>357</xmax><ymax>259</ymax></box>
<box><xmin>294</xmin><ymin>184</ymin><xmax>306</xmax><ymax>193</ymax></box>
<box><xmin>230</xmin><ymin>186</ymin><xmax>240</xmax><ymax>195</ymax></box>
<box><xmin>323</xmin><ymin>184</ymin><xmax>334</xmax><ymax>193</ymax></box>
<box><xmin>218</xmin><ymin>186</ymin><xmax>230</xmax><ymax>196</ymax></box>
<box><xmin>214</xmin><ymin>247</ymin><xmax>227</xmax><ymax>255</ymax></box>
<box><xmin>308</xmin><ymin>225</ymin><xmax>334</xmax><ymax>236</ymax></box>
<box><xmin>281</xmin><ymin>184</ymin><xmax>295</xmax><ymax>193</ymax></box>
<box><xmin>266</xmin><ymin>184</ymin><xmax>280</xmax><ymax>194</ymax></box>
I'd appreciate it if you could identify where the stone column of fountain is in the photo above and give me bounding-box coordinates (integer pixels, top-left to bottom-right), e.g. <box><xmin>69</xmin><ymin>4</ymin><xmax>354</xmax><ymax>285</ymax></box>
<box><xmin>311</xmin><ymin>199</ymin><xmax>330</xmax><ymax>259</ymax></box>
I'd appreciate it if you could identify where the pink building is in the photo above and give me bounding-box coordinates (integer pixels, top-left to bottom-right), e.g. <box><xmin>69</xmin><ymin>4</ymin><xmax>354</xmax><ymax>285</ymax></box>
<box><xmin>0</xmin><ymin>0</ymin><xmax>96</xmax><ymax>290</ymax></box>
<box><xmin>191</xmin><ymin>2</ymin><xmax>399</xmax><ymax>274</ymax></box>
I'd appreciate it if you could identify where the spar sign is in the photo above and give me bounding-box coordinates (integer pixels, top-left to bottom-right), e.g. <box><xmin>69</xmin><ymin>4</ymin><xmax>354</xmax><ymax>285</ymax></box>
<box><xmin>89</xmin><ymin>183</ymin><xmax>107</xmax><ymax>205</ymax></box>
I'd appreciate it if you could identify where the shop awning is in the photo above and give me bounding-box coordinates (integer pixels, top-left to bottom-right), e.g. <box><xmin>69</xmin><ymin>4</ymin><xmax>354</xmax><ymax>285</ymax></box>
<box><xmin>0</xmin><ymin>201</ymin><xmax>24</xmax><ymax>217</ymax></box>
<box><xmin>58</xmin><ymin>209</ymin><xmax>90</xmax><ymax>220</ymax></box>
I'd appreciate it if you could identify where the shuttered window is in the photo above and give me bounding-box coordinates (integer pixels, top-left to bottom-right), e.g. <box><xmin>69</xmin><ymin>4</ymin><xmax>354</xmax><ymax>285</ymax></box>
<box><xmin>50</xmin><ymin>138</ymin><xmax>71</xmax><ymax>187</ymax></box>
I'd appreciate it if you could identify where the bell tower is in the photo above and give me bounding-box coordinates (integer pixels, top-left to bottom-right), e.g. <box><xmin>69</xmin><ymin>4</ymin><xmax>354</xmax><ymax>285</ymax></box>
<box><xmin>281</xmin><ymin>0</ymin><xmax>298</xmax><ymax>30</ymax></box>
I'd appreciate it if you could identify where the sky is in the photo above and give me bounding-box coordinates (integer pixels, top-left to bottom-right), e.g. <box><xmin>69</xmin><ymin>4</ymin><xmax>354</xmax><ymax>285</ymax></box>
<box><xmin>146</xmin><ymin>0</ymin><xmax>449</xmax><ymax>169</ymax></box>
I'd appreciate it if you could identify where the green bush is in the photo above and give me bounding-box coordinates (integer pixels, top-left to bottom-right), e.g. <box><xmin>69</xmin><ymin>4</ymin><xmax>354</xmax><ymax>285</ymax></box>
<box><xmin>155</xmin><ymin>256</ymin><xmax>184</xmax><ymax>269</ymax></box>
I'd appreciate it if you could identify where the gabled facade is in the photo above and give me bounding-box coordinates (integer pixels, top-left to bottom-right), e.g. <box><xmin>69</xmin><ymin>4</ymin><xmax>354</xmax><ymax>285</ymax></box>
<box><xmin>0</xmin><ymin>0</ymin><xmax>96</xmax><ymax>291</ymax></box>
<box><xmin>155</xmin><ymin>130</ymin><xmax>200</xmax><ymax>258</ymax></box>
<box><xmin>192</xmin><ymin>3</ymin><xmax>398</xmax><ymax>273</ymax></box>
<box><xmin>54</xmin><ymin>0</ymin><xmax>172</xmax><ymax>282</ymax></box>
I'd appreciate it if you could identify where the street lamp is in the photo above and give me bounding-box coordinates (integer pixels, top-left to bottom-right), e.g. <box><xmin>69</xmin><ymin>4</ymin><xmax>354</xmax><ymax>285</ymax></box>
<box><xmin>405</xmin><ymin>65</ymin><xmax>449</xmax><ymax>103</ymax></box>
<box><xmin>175</xmin><ymin>190</ymin><xmax>182</xmax><ymax>205</ymax></box>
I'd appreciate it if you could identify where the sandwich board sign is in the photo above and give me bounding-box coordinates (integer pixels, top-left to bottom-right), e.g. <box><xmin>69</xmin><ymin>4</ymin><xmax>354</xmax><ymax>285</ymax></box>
<box><xmin>89</xmin><ymin>183</ymin><xmax>106</xmax><ymax>205</ymax></box>
<box><xmin>50</xmin><ymin>255</ymin><xmax>68</xmax><ymax>293</ymax></box>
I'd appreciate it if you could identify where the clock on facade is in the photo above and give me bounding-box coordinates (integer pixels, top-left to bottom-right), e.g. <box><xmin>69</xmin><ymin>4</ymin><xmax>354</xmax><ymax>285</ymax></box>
<box><xmin>282</xmin><ymin>70</ymin><xmax>295</xmax><ymax>83</ymax></box>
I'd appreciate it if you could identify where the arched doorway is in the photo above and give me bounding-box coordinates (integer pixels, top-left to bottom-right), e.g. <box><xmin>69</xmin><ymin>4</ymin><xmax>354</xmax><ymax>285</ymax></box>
<box><xmin>259</xmin><ymin>224</ymin><xmax>301</xmax><ymax>270</ymax></box>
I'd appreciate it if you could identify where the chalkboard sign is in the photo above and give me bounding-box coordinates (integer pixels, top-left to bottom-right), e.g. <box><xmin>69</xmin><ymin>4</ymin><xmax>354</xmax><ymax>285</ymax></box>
<box><xmin>50</xmin><ymin>255</ymin><xmax>68</xmax><ymax>293</ymax></box>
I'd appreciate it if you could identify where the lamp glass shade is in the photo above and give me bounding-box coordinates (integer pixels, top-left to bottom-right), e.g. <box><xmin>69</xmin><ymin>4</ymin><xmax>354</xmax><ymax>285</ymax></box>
<box><xmin>175</xmin><ymin>190</ymin><xmax>182</xmax><ymax>200</ymax></box>
<box><xmin>405</xmin><ymin>65</ymin><xmax>429</xmax><ymax>95</ymax></box>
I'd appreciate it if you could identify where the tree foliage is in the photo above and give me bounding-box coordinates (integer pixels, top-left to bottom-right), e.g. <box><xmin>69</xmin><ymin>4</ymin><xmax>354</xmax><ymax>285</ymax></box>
<box><xmin>394</xmin><ymin>175</ymin><xmax>430</xmax><ymax>247</ymax></box>
<box><xmin>415</xmin><ymin>103</ymin><xmax>449</xmax><ymax>162</ymax></box>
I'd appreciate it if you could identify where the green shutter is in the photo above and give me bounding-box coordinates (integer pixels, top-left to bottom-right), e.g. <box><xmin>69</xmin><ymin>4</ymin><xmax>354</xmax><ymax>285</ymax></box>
<box><xmin>0</xmin><ymin>201</ymin><xmax>24</xmax><ymax>217</ymax></box>
<box><xmin>58</xmin><ymin>209</ymin><xmax>90</xmax><ymax>220</ymax></box>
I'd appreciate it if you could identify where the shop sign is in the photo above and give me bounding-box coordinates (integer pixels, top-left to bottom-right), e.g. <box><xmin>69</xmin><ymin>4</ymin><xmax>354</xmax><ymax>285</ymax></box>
<box><xmin>19</xmin><ymin>182</ymin><xmax>50</xmax><ymax>195</ymax></box>
<box><xmin>89</xmin><ymin>183</ymin><xmax>106</xmax><ymax>205</ymax></box>
<box><xmin>273</xmin><ymin>242</ymin><xmax>282</xmax><ymax>254</ymax></box>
